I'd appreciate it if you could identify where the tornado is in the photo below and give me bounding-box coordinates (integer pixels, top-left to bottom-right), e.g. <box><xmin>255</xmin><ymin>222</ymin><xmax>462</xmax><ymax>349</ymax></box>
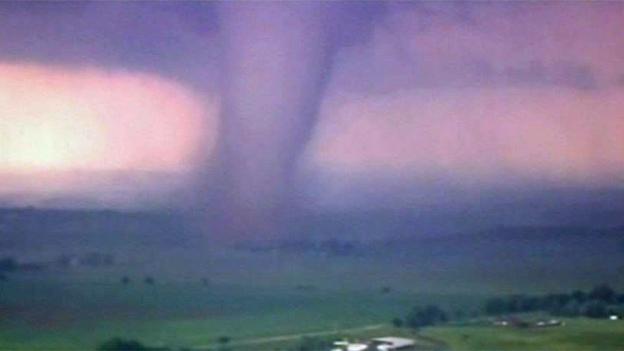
<box><xmin>213</xmin><ymin>2</ymin><xmax>336</xmax><ymax>242</ymax></box>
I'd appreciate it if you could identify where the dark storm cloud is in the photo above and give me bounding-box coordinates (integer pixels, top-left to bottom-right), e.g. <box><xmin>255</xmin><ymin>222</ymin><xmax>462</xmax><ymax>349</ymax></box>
<box><xmin>209</xmin><ymin>2</ymin><xmax>389</xmax><ymax>240</ymax></box>
<box><xmin>503</xmin><ymin>60</ymin><xmax>598</xmax><ymax>90</ymax></box>
<box><xmin>1</xmin><ymin>1</ymin><xmax>624</xmax><ymax>234</ymax></box>
<box><xmin>0</xmin><ymin>1</ymin><xmax>220</xmax><ymax>90</ymax></box>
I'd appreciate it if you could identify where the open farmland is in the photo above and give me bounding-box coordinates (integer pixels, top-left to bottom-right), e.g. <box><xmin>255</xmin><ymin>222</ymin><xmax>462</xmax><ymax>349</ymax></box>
<box><xmin>1</xmin><ymin>208</ymin><xmax>623</xmax><ymax>350</ymax></box>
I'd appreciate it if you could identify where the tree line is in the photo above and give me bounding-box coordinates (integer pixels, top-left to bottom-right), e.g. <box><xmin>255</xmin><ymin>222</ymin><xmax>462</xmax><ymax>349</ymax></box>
<box><xmin>392</xmin><ymin>284</ymin><xmax>624</xmax><ymax>331</ymax></box>
<box><xmin>484</xmin><ymin>284</ymin><xmax>624</xmax><ymax>318</ymax></box>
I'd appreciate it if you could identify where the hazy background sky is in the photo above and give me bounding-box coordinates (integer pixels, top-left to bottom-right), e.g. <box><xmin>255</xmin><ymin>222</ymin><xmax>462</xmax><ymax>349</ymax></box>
<box><xmin>0</xmin><ymin>1</ymin><xmax>623</xmax><ymax>222</ymax></box>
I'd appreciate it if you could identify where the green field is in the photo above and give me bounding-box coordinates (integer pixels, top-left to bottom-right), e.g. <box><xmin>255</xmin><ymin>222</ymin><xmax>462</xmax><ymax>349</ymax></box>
<box><xmin>0</xmin><ymin>254</ymin><xmax>481</xmax><ymax>350</ymax></box>
<box><xmin>246</xmin><ymin>319</ymin><xmax>624</xmax><ymax>351</ymax></box>
<box><xmin>1</xmin><ymin>248</ymin><xmax>623</xmax><ymax>350</ymax></box>
<box><xmin>1</xmin><ymin>209</ymin><xmax>623</xmax><ymax>350</ymax></box>
<box><xmin>424</xmin><ymin>318</ymin><xmax>624</xmax><ymax>351</ymax></box>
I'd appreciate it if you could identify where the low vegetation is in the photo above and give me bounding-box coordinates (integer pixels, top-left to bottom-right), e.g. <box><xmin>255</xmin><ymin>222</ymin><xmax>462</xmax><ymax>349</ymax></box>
<box><xmin>424</xmin><ymin>318</ymin><xmax>624</xmax><ymax>351</ymax></box>
<box><xmin>296</xmin><ymin>336</ymin><xmax>333</xmax><ymax>351</ymax></box>
<box><xmin>396</xmin><ymin>305</ymin><xmax>449</xmax><ymax>330</ymax></box>
<box><xmin>0</xmin><ymin>257</ymin><xmax>18</xmax><ymax>272</ymax></box>
<box><xmin>2</xmin><ymin>208</ymin><xmax>624</xmax><ymax>351</ymax></box>
<box><xmin>483</xmin><ymin>284</ymin><xmax>624</xmax><ymax>319</ymax></box>
<box><xmin>97</xmin><ymin>338</ymin><xmax>150</xmax><ymax>351</ymax></box>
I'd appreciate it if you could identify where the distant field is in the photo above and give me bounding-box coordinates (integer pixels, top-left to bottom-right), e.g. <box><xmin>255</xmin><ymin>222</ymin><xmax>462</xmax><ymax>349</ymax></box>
<box><xmin>167</xmin><ymin>318</ymin><xmax>624</xmax><ymax>351</ymax></box>
<box><xmin>1</xmin><ymin>208</ymin><xmax>623</xmax><ymax>350</ymax></box>
<box><xmin>0</xmin><ymin>266</ymin><xmax>478</xmax><ymax>350</ymax></box>
<box><xmin>424</xmin><ymin>318</ymin><xmax>624</xmax><ymax>351</ymax></box>
<box><xmin>1</xmin><ymin>250</ymin><xmax>623</xmax><ymax>350</ymax></box>
<box><xmin>206</xmin><ymin>318</ymin><xmax>624</xmax><ymax>351</ymax></box>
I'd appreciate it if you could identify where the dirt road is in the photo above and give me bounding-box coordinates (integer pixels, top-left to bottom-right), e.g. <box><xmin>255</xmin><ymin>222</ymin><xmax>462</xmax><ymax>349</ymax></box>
<box><xmin>193</xmin><ymin>324</ymin><xmax>385</xmax><ymax>349</ymax></box>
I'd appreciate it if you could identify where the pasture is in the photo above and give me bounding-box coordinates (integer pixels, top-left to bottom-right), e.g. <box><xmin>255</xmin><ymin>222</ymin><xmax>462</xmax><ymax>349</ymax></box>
<box><xmin>1</xmin><ymin>208</ymin><xmax>623</xmax><ymax>350</ymax></box>
<box><xmin>424</xmin><ymin>318</ymin><xmax>624</xmax><ymax>351</ymax></box>
<box><xmin>1</xmin><ymin>246</ymin><xmax>623</xmax><ymax>350</ymax></box>
<box><xmin>0</xmin><ymin>252</ymin><xmax>480</xmax><ymax>350</ymax></box>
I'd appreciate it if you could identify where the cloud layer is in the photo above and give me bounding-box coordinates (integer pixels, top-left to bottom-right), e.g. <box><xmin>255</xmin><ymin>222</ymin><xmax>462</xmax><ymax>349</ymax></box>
<box><xmin>1</xmin><ymin>2</ymin><xmax>623</xmax><ymax>210</ymax></box>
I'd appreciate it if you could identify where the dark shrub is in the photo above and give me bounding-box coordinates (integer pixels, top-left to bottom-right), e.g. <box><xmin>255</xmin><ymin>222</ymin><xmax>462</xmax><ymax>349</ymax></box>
<box><xmin>485</xmin><ymin>297</ymin><xmax>508</xmax><ymax>315</ymax></box>
<box><xmin>557</xmin><ymin>300</ymin><xmax>581</xmax><ymax>317</ymax></box>
<box><xmin>97</xmin><ymin>337</ymin><xmax>148</xmax><ymax>351</ymax></box>
<box><xmin>405</xmin><ymin>305</ymin><xmax>448</xmax><ymax>329</ymax></box>
<box><xmin>217</xmin><ymin>336</ymin><xmax>230</xmax><ymax>344</ymax></box>
<box><xmin>571</xmin><ymin>290</ymin><xmax>588</xmax><ymax>303</ymax></box>
<box><xmin>589</xmin><ymin>284</ymin><xmax>616</xmax><ymax>303</ymax></box>
<box><xmin>541</xmin><ymin>293</ymin><xmax>571</xmax><ymax>313</ymax></box>
<box><xmin>297</xmin><ymin>336</ymin><xmax>332</xmax><ymax>351</ymax></box>
<box><xmin>0</xmin><ymin>257</ymin><xmax>17</xmax><ymax>272</ymax></box>
<box><xmin>581</xmin><ymin>300</ymin><xmax>609</xmax><ymax>318</ymax></box>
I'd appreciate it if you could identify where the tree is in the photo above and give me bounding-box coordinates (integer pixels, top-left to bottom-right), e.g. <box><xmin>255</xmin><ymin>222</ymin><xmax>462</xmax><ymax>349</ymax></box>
<box><xmin>589</xmin><ymin>284</ymin><xmax>616</xmax><ymax>303</ymax></box>
<box><xmin>217</xmin><ymin>336</ymin><xmax>231</xmax><ymax>344</ymax></box>
<box><xmin>297</xmin><ymin>336</ymin><xmax>332</xmax><ymax>351</ymax></box>
<box><xmin>121</xmin><ymin>276</ymin><xmax>131</xmax><ymax>285</ymax></box>
<box><xmin>504</xmin><ymin>294</ymin><xmax>542</xmax><ymax>313</ymax></box>
<box><xmin>0</xmin><ymin>257</ymin><xmax>17</xmax><ymax>272</ymax></box>
<box><xmin>453</xmin><ymin>309</ymin><xmax>466</xmax><ymax>321</ymax></box>
<box><xmin>217</xmin><ymin>336</ymin><xmax>231</xmax><ymax>351</ymax></box>
<box><xmin>556</xmin><ymin>300</ymin><xmax>581</xmax><ymax>317</ymax></box>
<box><xmin>391</xmin><ymin>317</ymin><xmax>404</xmax><ymax>328</ymax></box>
<box><xmin>541</xmin><ymin>293</ymin><xmax>571</xmax><ymax>313</ymax></box>
<box><xmin>581</xmin><ymin>300</ymin><xmax>609</xmax><ymax>318</ymax></box>
<box><xmin>405</xmin><ymin>305</ymin><xmax>448</xmax><ymax>329</ymax></box>
<box><xmin>571</xmin><ymin>290</ymin><xmax>588</xmax><ymax>304</ymax></box>
<box><xmin>144</xmin><ymin>276</ymin><xmax>155</xmax><ymax>285</ymax></box>
<box><xmin>607</xmin><ymin>305</ymin><xmax>624</xmax><ymax>317</ymax></box>
<box><xmin>97</xmin><ymin>338</ymin><xmax>148</xmax><ymax>351</ymax></box>
<box><xmin>484</xmin><ymin>297</ymin><xmax>508</xmax><ymax>315</ymax></box>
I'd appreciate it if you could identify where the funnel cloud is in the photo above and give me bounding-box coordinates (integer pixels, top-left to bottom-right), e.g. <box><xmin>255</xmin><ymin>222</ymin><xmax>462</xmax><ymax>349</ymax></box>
<box><xmin>213</xmin><ymin>2</ymin><xmax>339</xmax><ymax>241</ymax></box>
<box><xmin>1</xmin><ymin>2</ymin><xmax>624</xmax><ymax>243</ymax></box>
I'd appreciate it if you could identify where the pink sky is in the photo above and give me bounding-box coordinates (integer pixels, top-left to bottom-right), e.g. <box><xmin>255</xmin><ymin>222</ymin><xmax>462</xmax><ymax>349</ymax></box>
<box><xmin>1</xmin><ymin>2</ymin><xmax>623</xmax><ymax>207</ymax></box>
<box><xmin>0</xmin><ymin>63</ymin><xmax>215</xmax><ymax>173</ymax></box>
<box><xmin>309</xmin><ymin>87</ymin><xmax>624</xmax><ymax>186</ymax></box>
<box><xmin>306</xmin><ymin>2</ymin><xmax>624</xmax><ymax>189</ymax></box>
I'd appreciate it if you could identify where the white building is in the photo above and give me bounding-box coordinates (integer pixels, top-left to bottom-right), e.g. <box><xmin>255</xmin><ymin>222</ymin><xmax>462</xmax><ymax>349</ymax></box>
<box><xmin>371</xmin><ymin>337</ymin><xmax>416</xmax><ymax>350</ymax></box>
<box><xmin>332</xmin><ymin>336</ymin><xmax>416</xmax><ymax>351</ymax></box>
<box><xmin>331</xmin><ymin>340</ymin><xmax>369</xmax><ymax>351</ymax></box>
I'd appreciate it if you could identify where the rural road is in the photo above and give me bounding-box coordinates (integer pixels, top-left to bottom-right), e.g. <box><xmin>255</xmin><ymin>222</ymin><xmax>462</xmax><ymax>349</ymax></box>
<box><xmin>193</xmin><ymin>323</ymin><xmax>385</xmax><ymax>349</ymax></box>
